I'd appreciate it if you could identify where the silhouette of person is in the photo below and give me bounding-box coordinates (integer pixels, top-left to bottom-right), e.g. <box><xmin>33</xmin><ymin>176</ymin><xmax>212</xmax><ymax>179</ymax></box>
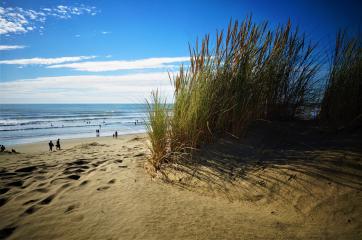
<box><xmin>1</xmin><ymin>145</ymin><xmax>5</xmax><ymax>152</ymax></box>
<box><xmin>49</xmin><ymin>140</ymin><xmax>54</xmax><ymax>151</ymax></box>
<box><xmin>115</xmin><ymin>131</ymin><xmax>118</xmax><ymax>138</ymax></box>
<box><xmin>56</xmin><ymin>139</ymin><xmax>61</xmax><ymax>150</ymax></box>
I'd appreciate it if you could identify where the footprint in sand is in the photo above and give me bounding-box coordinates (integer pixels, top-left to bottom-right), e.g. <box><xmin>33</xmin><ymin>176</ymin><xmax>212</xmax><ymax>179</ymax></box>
<box><xmin>37</xmin><ymin>182</ymin><xmax>47</xmax><ymax>187</ymax></box>
<box><xmin>40</xmin><ymin>194</ymin><xmax>55</xmax><ymax>205</ymax></box>
<box><xmin>96</xmin><ymin>186</ymin><xmax>110</xmax><ymax>191</ymax></box>
<box><xmin>14</xmin><ymin>166</ymin><xmax>38</xmax><ymax>173</ymax></box>
<box><xmin>67</xmin><ymin>175</ymin><xmax>81</xmax><ymax>180</ymax></box>
<box><xmin>70</xmin><ymin>159</ymin><xmax>89</xmax><ymax>166</ymax></box>
<box><xmin>108</xmin><ymin>179</ymin><xmax>116</xmax><ymax>184</ymax></box>
<box><xmin>23</xmin><ymin>199</ymin><xmax>40</xmax><ymax>206</ymax></box>
<box><xmin>7</xmin><ymin>180</ymin><xmax>23</xmax><ymax>187</ymax></box>
<box><xmin>64</xmin><ymin>204</ymin><xmax>80</xmax><ymax>214</ymax></box>
<box><xmin>0</xmin><ymin>187</ymin><xmax>10</xmax><ymax>195</ymax></box>
<box><xmin>0</xmin><ymin>226</ymin><xmax>17</xmax><ymax>239</ymax></box>
<box><xmin>79</xmin><ymin>180</ymin><xmax>89</xmax><ymax>186</ymax></box>
<box><xmin>0</xmin><ymin>197</ymin><xmax>8</xmax><ymax>207</ymax></box>
<box><xmin>22</xmin><ymin>205</ymin><xmax>41</xmax><ymax>215</ymax></box>
<box><xmin>134</xmin><ymin>153</ymin><xmax>145</xmax><ymax>157</ymax></box>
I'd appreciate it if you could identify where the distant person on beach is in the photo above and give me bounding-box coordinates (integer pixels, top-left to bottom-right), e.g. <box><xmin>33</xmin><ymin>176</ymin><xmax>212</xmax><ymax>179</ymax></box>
<box><xmin>96</xmin><ymin>129</ymin><xmax>100</xmax><ymax>137</ymax></box>
<box><xmin>0</xmin><ymin>145</ymin><xmax>5</xmax><ymax>152</ymax></box>
<box><xmin>112</xmin><ymin>133</ymin><xmax>115</xmax><ymax>138</ymax></box>
<box><xmin>56</xmin><ymin>139</ymin><xmax>61</xmax><ymax>150</ymax></box>
<box><xmin>49</xmin><ymin>140</ymin><xmax>54</xmax><ymax>151</ymax></box>
<box><xmin>115</xmin><ymin>131</ymin><xmax>118</xmax><ymax>138</ymax></box>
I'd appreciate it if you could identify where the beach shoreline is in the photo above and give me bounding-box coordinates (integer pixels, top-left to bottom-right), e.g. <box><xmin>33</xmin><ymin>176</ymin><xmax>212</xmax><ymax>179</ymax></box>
<box><xmin>4</xmin><ymin>132</ymin><xmax>147</xmax><ymax>154</ymax></box>
<box><xmin>0</xmin><ymin>104</ymin><xmax>148</xmax><ymax>147</ymax></box>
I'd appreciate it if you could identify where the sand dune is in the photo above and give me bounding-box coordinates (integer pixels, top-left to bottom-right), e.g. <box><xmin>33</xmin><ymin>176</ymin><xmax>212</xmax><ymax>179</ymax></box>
<box><xmin>0</xmin><ymin>122</ymin><xmax>361</xmax><ymax>239</ymax></box>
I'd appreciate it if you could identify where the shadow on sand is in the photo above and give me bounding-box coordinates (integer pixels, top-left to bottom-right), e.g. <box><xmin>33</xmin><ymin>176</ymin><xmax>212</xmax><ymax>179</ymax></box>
<box><xmin>159</xmin><ymin>120</ymin><xmax>362</xmax><ymax>202</ymax></box>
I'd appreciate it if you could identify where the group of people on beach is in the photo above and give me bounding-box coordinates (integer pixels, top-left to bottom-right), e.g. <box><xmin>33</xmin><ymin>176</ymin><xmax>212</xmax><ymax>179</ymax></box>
<box><xmin>47</xmin><ymin>118</ymin><xmax>140</xmax><ymax>151</ymax></box>
<box><xmin>1</xmin><ymin>144</ymin><xmax>18</xmax><ymax>153</ymax></box>
<box><xmin>112</xmin><ymin>131</ymin><xmax>118</xmax><ymax>138</ymax></box>
<box><xmin>48</xmin><ymin>139</ymin><xmax>61</xmax><ymax>151</ymax></box>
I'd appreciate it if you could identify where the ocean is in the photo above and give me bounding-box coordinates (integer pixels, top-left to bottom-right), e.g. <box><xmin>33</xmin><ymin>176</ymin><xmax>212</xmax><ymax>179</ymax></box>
<box><xmin>0</xmin><ymin>104</ymin><xmax>148</xmax><ymax>145</ymax></box>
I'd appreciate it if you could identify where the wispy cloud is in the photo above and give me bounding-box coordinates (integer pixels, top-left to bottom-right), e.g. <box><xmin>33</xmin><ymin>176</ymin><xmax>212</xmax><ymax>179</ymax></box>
<box><xmin>101</xmin><ymin>31</ymin><xmax>111</xmax><ymax>35</ymax></box>
<box><xmin>0</xmin><ymin>45</ymin><xmax>26</xmax><ymax>50</ymax></box>
<box><xmin>0</xmin><ymin>56</ymin><xmax>96</xmax><ymax>65</ymax></box>
<box><xmin>0</xmin><ymin>72</ymin><xmax>174</xmax><ymax>103</ymax></box>
<box><xmin>0</xmin><ymin>5</ymin><xmax>97</xmax><ymax>35</ymax></box>
<box><xmin>47</xmin><ymin>57</ymin><xmax>189</xmax><ymax>72</ymax></box>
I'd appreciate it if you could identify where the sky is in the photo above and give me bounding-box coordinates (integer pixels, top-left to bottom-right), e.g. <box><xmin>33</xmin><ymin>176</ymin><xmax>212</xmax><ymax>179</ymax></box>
<box><xmin>0</xmin><ymin>0</ymin><xmax>361</xmax><ymax>103</ymax></box>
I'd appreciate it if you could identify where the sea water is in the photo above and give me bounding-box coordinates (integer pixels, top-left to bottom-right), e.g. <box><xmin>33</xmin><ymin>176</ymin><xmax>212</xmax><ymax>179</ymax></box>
<box><xmin>0</xmin><ymin>104</ymin><xmax>148</xmax><ymax>145</ymax></box>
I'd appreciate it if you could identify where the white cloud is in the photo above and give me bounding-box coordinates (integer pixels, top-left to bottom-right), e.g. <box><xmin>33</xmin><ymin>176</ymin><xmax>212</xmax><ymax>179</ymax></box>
<box><xmin>0</xmin><ymin>5</ymin><xmax>97</xmax><ymax>35</ymax></box>
<box><xmin>0</xmin><ymin>45</ymin><xmax>26</xmax><ymax>50</ymax></box>
<box><xmin>0</xmin><ymin>56</ymin><xmax>96</xmax><ymax>65</ymax></box>
<box><xmin>101</xmin><ymin>31</ymin><xmax>111</xmax><ymax>35</ymax></box>
<box><xmin>47</xmin><ymin>57</ymin><xmax>189</xmax><ymax>72</ymax></box>
<box><xmin>0</xmin><ymin>72</ymin><xmax>175</xmax><ymax>103</ymax></box>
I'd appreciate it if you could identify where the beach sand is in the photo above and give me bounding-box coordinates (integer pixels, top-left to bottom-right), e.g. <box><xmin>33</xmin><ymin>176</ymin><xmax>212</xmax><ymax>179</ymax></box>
<box><xmin>1</xmin><ymin>121</ymin><xmax>362</xmax><ymax>239</ymax></box>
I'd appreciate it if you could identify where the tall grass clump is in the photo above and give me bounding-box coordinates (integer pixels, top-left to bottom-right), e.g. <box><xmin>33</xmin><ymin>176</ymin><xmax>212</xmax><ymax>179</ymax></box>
<box><xmin>169</xmin><ymin>17</ymin><xmax>320</xmax><ymax>151</ymax></box>
<box><xmin>146</xmin><ymin>90</ymin><xmax>169</xmax><ymax>170</ymax></box>
<box><xmin>320</xmin><ymin>31</ymin><xmax>362</xmax><ymax>127</ymax></box>
<box><xmin>147</xmin><ymin>16</ymin><xmax>320</xmax><ymax>168</ymax></box>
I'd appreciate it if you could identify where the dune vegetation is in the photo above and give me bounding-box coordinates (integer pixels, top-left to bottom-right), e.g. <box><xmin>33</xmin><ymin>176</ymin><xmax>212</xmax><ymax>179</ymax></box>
<box><xmin>320</xmin><ymin>31</ymin><xmax>362</xmax><ymax>127</ymax></box>
<box><xmin>146</xmin><ymin>17</ymin><xmax>361</xmax><ymax>169</ymax></box>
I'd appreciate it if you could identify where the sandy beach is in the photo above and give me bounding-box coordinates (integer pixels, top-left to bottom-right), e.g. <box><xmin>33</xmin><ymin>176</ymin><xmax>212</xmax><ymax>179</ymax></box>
<box><xmin>1</xmin><ymin>121</ymin><xmax>362</xmax><ymax>239</ymax></box>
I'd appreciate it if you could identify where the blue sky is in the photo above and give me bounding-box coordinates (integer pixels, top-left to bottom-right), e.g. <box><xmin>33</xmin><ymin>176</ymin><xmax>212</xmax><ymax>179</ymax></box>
<box><xmin>0</xmin><ymin>0</ymin><xmax>361</xmax><ymax>103</ymax></box>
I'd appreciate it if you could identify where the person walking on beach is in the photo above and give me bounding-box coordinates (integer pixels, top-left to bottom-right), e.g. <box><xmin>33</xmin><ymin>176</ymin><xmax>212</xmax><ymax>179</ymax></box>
<box><xmin>49</xmin><ymin>140</ymin><xmax>54</xmax><ymax>151</ymax></box>
<box><xmin>115</xmin><ymin>131</ymin><xmax>118</xmax><ymax>138</ymax></box>
<box><xmin>56</xmin><ymin>139</ymin><xmax>61</xmax><ymax>150</ymax></box>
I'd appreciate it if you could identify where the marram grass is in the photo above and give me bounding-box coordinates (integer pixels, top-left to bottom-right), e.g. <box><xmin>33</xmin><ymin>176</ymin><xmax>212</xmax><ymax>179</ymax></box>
<box><xmin>320</xmin><ymin>31</ymin><xmax>362</xmax><ymax>127</ymax></box>
<box><xmin>146</xmin><ymin>17</ymin><xmax>361</xmax><ymax>169</ymax></box>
